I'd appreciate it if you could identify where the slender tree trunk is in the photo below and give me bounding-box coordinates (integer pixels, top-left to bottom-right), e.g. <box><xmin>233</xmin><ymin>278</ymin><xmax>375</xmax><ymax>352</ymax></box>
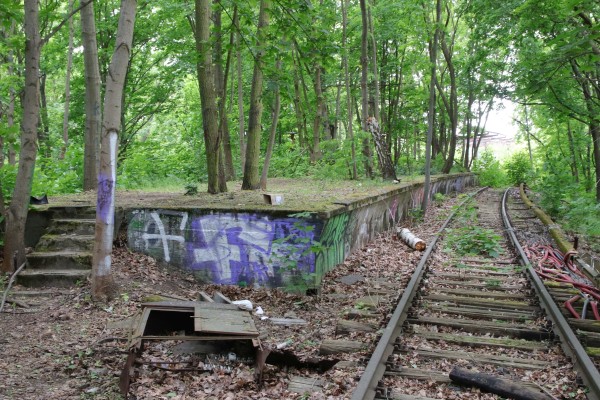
<box><xmin>566</xmin><ymin>120</ymin><xmax>580</xmax><ymax>183</ymax></box>
<box><xmin>359</xmin><ymin>0</ymin><xmax>373</xmax><ymax>178</ymax></box>
<box><xmin>236</xmin><ymin>27</ymin><xmax>246</xmax><ymax>172</ymax></box>
<box><xmin>195</xmin><ymin>0</ymin><xmax>223</xmax><ymax>194</ymax></box>
<box><xmin>91</xmin><ymin>0</ymin><xmax>137</xmax><ymax>301</ymax></box>
<box><xmin>242</xmin><ymin>0</ymin><xmax>270</xmax><ymax>190</ymax></box>
<box><xmin>3</xmin><ymin>0</ymin><xmax>41</xmax><ymax>273</ymax></box>
<box><xmin>310</xmin><ymin>65</ymin><xmax>323</xmax><ymax>162</ymax></box>
<box><xmin>60</xmin><ymin>0</ymin><xmax>75</xmax><ymax>160</ymax></box>
<box><xmin>81</xmin><ymin>0</ymin><xmax>102</xmax><ymax>191</ymax></box>
<box><xmin>342</xmin><ymin>0</ymin><xmax>357</xmax><ymax>179</ymax></box>
<box><xmin>6</xmin><ymin>21</ymin><xmax>17</xmax><ymax>166</ymax></box>
<box><xmin>38</xmin><ymin>72</ymin><xmax>50</xmax><ymax>159</ymax></box>
<box><xmin>260</xmin><ymin>59</ymin><xmax>282</xmax><ymax>190</ymax></box>
<box><xmin>214</xmin><ymin>2</ymin><xmax>235</xmax><ymax>181</ymax></box>
<box><xmin>422</xmin><ymin>0</ymin><xmax>441</xmax><ymax>213</ymax></box>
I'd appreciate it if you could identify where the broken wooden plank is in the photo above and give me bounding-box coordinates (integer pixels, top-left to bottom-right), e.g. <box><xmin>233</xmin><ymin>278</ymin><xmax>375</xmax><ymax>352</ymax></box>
<box><xmin>269</xmin><ymin>318</ymin><xmax>307</xmax><ymax>325</ymax></box>
<box><xmin>288</xmin><ymin>375</ymin><xmax>323</xmax><ymax>395</ymax></box>
<box><xmin>449</xmin><ymin>366</ymin><xmax>552</xmax><ymax>400</ymax></box>
<box><xmin>198</xmin><ymin>291</ymin><xmax>214</xmax><ymax>302</ymax></box>
<box><xmin>319</xmin><ymin>339</ymin><xmax>365</xmax><ymax>355</ymax></box>
<box><xmin>212</xmin><ymin>291</ymin><xmax>232</xmax><ymax>304</ymax></box>
<box><xmin>336</xmin><ymin>319</ymin><xmax>377</xmax><ymax>334</ymax></box>
<box><xmin>194</xmin><ymin>306</ymin><xmax>258</xmax><ymax>336</ymax></box>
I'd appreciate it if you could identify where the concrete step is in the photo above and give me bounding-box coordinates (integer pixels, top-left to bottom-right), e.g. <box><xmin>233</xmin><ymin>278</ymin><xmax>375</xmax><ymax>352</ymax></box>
<box><xmin>17</xmin><ymin>269</ymin><xmax>90</xmax><ymax>288</ymax></box>
<box><xmin>36</xmin><ymin>234</ymin><xmax>94</xmax><ymax>252</ymax></box>
<box><xmin>48</xmin><ymin>205</ymin><xmax>96</xmax><ymax>219</ymax></box>
<box><xmin>26</xmin><ymin>250</ymin><xmax>92</xmax><ymax>270</ymax></box>
<box><xmin>48</xmin><ymin>219</ymin><xmax>96</xmax><ymax>235</ymax></box>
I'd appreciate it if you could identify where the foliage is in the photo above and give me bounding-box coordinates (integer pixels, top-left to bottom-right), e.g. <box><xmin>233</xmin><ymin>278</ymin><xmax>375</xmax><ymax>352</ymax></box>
<box><xmin>270</xmin><ymin>212</ymin><xmax>324</xmax><ymax>294</ymax></box>
<box><xmin>561</xmin><ymin>196</ymin><xmax>600</xmax><ymax>239</ymax></box>
<box><xmin>472</xmin><ymin>149</ymin><xmax>507</xmax><ymax>187</ymax></box>
<box><xmin>504</xmin><ymin>151</ymin><xmax>534</xmax><ymax>186</ymax></box>
<box><xmin>444</xmin><ymin>226</ymin><xmax>504</xmax><ymax>258</ymax></box>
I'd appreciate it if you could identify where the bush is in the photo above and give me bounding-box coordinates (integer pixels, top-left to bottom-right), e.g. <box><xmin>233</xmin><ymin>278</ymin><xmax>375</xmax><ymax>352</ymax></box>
<box><xmin>504</xmin><ymin>151</ymin><xmax>534</xmax><ymax>186</ymax></box>
<box><xmin>472</xmin><ymin>149</ymin><xmax>507</xmax><ymax>187</ymax></box>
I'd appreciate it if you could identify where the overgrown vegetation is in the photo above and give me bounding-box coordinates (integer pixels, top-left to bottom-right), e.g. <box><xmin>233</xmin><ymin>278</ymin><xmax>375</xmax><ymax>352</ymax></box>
<box><xmin>444</xmin><ymin>226</ymin><xmax>504</xmax><ymax>258</ymax></box>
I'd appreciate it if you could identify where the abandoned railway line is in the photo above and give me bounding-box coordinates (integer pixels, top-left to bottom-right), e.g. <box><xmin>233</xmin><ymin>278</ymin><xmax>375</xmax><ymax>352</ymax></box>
<box><xmin>352</xmin><ymin>188</ymin><xmax>600</xmax><ymax>400</ymax></box>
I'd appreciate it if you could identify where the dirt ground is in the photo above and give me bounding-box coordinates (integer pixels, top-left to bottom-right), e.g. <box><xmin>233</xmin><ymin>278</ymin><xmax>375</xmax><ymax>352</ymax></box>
<box><xmin>1</xmin><ymin>183</ymin><xmax>598</xmax><ymax>400</ymax></box>
<box><xmin>0</xmin><ymin>180</ymin><xmax>454</xmax><ymax>400</ymax></box>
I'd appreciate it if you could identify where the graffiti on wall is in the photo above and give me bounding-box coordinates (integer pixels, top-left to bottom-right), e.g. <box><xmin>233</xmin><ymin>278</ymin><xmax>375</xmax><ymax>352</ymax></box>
<box><xmin>128</xmin><ymin>211</ymin><xmax>316</xmax><ymax>287</ymax></box>
<box><xmin>127</xmin><ymin>175</ymin><xmax>477</xmax><ymax>288</ymax></box>
<box><xmin>186</xmin><ymin>213</ymin><xmax>316</xmax><ymax>286</ymax></box>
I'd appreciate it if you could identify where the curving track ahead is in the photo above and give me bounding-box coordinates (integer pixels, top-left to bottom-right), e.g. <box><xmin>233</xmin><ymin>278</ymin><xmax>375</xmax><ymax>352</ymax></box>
<box><xmin>352</xmin><ymin>188</ymin><xmax>600</xmax><ymax>400</ymax></box>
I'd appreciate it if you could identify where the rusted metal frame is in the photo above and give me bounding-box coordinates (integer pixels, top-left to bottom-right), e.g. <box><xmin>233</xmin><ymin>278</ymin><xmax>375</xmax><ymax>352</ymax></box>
<box><xmin>502</xmin><ymin>188</ymin><xmax>600</xmax><ymax>400</ymax></box>
<box><xmin>351</xmin><ymin>187</ymin><xmax>488</xmax><ymax>400</ymax></box>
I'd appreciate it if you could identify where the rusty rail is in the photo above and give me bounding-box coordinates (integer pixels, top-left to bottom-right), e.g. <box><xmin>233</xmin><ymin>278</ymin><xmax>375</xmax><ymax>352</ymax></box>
<box><xmin>502</xmin><ymin>189</ymin><xmax>600</xmax><ymax>400</ymax></box>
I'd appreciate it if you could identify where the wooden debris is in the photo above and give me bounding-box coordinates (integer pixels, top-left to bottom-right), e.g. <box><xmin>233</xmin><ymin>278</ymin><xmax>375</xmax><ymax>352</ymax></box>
<box><xmin>336</xmin><ymin>319</ymin><xmax>377</xmax><ymax>334</ymax></box>
<box><xmin>396</xmin><ymin>227</ymin><xmax>426</xmax><ymax>251</ymax></box>
<box><xmin>319</xmin><ymin>339</ymin><xmax>364</xmax><ymax>355</ymax></box>
<box><xmin>269</xmin><ymin>318</ymin><xmax>307</xmax><ymax>325</ymax></box>
<box><xmin>193</xmin><ymin>305</ymin><xmax>258</xmax><ymax>336</ymax></box>
<box><xmin>212</xmin><ymin>291</ymin><xmax>232</xmax><ymax>304</ymax></box>
<box><xmin>288</xmin><ymin>375</ymin><xmax>323</xmax><ymax>395</ymax></box>
<box><xmin>198</xmin><ymin>291</ymin><xmax>214</xmax><ymax>302</ymax></box>
<box><xmin>449</xmin><ymin>366</ymin><xmax>552</xmax><ymax>400</ymax></box>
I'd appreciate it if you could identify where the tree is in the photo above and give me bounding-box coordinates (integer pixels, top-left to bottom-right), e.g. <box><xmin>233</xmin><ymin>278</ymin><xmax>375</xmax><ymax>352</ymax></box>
<box><xmin>91</xmin><ymin>0</ymin><xmax>137</xmax><ymax>300</ymax></box>
<box><xmin>81</xmin><ymin>0</ymin><xmax>101</xmax><ymax>190</ymax></box>
<box><xmin>422</xmin><ymin>0</ymin><xmax>441</xmax><ymax>213</ymax></box>
<box><xmin>193</xmin><ymin>0</ymin><xmax>224</xmax><ymax>194</ymax></box>
<box><xmin>242</xmin><ymin>0</ymin><xmax>270</xmax><ymax>190</ymax></box>
<box><xmin>2</xmin><ymin>0</ymin><xmax>40</xmax><ymax>273</ymax></box>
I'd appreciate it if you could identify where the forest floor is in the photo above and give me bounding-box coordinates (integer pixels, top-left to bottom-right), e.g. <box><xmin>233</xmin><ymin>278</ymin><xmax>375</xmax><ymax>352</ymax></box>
<box><xmin>0</xmin><ymin>184</ymin><xmax>598</xmax><ymax>400</ymax></box>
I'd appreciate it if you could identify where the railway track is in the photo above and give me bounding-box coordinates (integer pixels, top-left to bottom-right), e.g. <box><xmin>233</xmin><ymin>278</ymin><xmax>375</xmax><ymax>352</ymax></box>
<box><xmin>352</xmin><ymin>188</ymin><xmax>600</xmax><ymax>400</ymax></box>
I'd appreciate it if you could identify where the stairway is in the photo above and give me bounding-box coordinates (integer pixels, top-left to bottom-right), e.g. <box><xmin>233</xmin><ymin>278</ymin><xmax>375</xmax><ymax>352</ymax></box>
<box><xmin>18</xmin><ymin>207</ymin><xmax>96</xmax><ymax>287</ymax></box>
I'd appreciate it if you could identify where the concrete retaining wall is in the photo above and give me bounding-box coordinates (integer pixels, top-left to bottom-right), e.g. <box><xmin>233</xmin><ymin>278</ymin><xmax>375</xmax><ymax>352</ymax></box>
<box><xmin>126</xmin><ymin>174</ymin><xmax>476</xmax><ymax>289</ymax></box>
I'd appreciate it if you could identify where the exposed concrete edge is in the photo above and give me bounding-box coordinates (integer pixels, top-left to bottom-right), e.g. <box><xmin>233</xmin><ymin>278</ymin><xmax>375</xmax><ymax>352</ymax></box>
<box><xmin>318</xmin><ymin>173</ymin><xmax>473</xmax><ymax>219</ymax></box>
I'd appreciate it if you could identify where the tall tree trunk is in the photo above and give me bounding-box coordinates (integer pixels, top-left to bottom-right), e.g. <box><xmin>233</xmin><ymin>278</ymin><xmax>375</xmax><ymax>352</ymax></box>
<box><xmin>214</xmin><ymin>2</ymin><xmax>235</xmax><ymax>181</ymax></box>
<box><xmin>310</xmin><ymin>65</ymin><xmax>323</xmax><ymax>162</ymax></box>
<box><xmin>236</xmin><ymin>26</ymin><xmax>246</xmax><ymax>172</ymax></box>
<box><xmin>260</xmin><ymin>59</ymin><xmax>282</xmax><ymax>190</ymax></box>
<box><xmin>3</xmin><ymin>0</ymin><xmax>41</xmax><ymax>273</ymax></box>
<box><xmin>6</xmin><ymin>21</ymin><xmax>17</xmax><ymax>166</ymax></box>
<box><xmin>242</xmin><ymin>0</ymin><xmax>270</xmax><ymax>190</ymax></box>
<box><xmin>565</xmin><ymin>120</ymin><xmax>579</xmax><ymax>183</ymax></box>
<box><xmin>38</xmin><ymin>72</ymin><xmax>50</xmax><ymax>159</ymax></box>
<box><xmin>91</xmin><ymin>0</ymin><xmax>137</xmax><ymax>301</ymax></box>
<box><xmin>195</xmin><ymin>0</ymin><xmax>223</xmax><ymax>194</ymax></box>
<box><xmin>59</xmin><ymin>0</ymin><xmax>75</xmax><ymax>160</ymax></box>
<box><xmin>342</xmin><ymin>0</ymin><xmax>357</xmax><ymax>179</ymax></box>
<box><xmin>422</xmin><ymin>0</ymin><xmax>441</xmax><ymax>213</ymax></box>
<box><xmin>359</xmin><ymin>0</ymin><xmax>373</xmax><ymax>178</ymax></box>
<box><xmin>81</xmin><ymin>0</ymin><xmax>102</xmax><ymax>191</ymax></box>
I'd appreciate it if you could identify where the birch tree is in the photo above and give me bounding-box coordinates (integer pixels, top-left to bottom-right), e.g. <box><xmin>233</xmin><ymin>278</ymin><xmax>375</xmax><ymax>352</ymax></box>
<box><xmin>91</xmin><ymin>0</ymin><xmax>137</xmax><ymax>300</ymax></box>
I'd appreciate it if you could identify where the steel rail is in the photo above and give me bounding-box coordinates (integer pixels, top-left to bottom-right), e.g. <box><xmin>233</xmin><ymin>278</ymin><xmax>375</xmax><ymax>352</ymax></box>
<box><xmin>351</xmin><ymin>187</ymin><xmax>488</xmax><ymax>400</ymax></box>
<box><xmin>501</xmin><ymin>188</ymin><xmax>600</xmax><ymax>400</ymax></box>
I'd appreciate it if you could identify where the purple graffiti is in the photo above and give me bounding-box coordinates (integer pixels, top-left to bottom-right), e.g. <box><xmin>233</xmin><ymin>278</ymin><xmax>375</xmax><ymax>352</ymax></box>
<box><xmin>186</xmin><ymin>214</ymin><xmax>315</xmax><ymax>286</ymax></box>
<box><xmin>97</xmin><ymin>174</ymin><xmax>114</xmax><ymax>224</ymax></box>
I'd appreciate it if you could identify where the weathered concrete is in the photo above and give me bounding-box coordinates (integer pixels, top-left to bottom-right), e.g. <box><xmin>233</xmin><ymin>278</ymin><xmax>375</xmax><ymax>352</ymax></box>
<box><xmin>126</xmin><ymin>174</ymin><xmax>476</xmax><ymax>289</ymax></box>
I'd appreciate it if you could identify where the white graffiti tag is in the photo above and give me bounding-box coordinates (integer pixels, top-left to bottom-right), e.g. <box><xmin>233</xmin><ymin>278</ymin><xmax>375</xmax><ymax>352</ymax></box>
<box><xmin>141</xmin><ymin>211</ymin><xmax>188</xmax><ymax>262</ymax></box>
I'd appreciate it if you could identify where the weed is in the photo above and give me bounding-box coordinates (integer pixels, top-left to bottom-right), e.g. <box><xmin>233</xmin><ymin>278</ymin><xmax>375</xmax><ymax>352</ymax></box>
<box><xmin>444</xmin><ymin>226</ymin><xmax>504</xmax><ymax>258</ymax></box>
<box><xmin>486</xmin><ymin>279</ymin><xmax>501</xmax><ymax>287</ymax></box>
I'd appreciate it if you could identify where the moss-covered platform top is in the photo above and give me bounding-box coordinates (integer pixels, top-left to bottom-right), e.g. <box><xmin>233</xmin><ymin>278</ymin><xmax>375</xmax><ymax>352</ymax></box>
<box><xmin>37</xmin><ymin>174</ymin><xmax>473</xmax><ymax>218</ymax></box>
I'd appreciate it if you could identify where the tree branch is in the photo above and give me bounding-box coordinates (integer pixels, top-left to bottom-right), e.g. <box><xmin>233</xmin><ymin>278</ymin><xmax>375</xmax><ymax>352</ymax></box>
<box><xmin>41</xmin><ymin>0</ymin><xmax>95</xmax><ymax>46</ymax></box>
